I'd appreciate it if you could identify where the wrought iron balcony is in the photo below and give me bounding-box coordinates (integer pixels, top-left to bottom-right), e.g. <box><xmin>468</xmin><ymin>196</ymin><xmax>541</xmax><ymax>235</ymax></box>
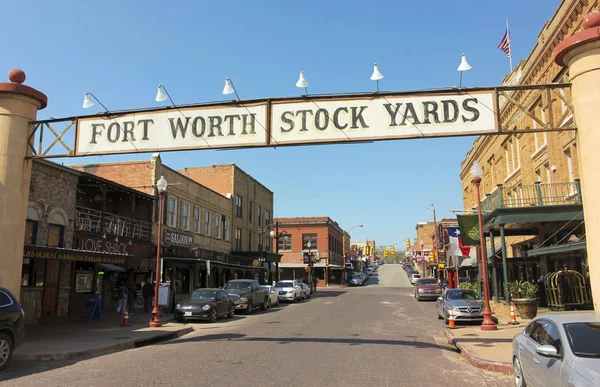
<box><xmin>481</xmin><ymin>180</ymin><xmax>582</xmax><ymax>212</ymax></box>
<box><xmin>75</xmin><ymin>207</ymin><xmax>151</xmax><ymax>241</ymax></box>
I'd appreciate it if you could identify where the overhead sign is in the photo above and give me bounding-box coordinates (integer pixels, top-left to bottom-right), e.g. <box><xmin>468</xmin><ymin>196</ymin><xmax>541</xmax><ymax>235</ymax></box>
<box><xmin>74</xmin><ymin>91</ymin><xmax>498</xmax><ymax>156</ymax></box>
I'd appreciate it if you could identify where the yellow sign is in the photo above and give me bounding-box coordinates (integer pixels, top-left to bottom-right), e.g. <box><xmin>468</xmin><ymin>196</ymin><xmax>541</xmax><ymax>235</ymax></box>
<box><xmin>252</xmin><ymin>260</ymin><xmax>261</xmax><ymax>267</ymax></box>
<box><xmin>438</xmin><ymin>264</ymin><xmax>445</xmax><ymax>269</ymax></box>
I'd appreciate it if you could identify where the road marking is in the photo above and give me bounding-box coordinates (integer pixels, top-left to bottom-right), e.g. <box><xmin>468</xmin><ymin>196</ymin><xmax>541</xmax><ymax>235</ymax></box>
<box><xmin>324</xmin><ymin>301</ymin><xmax>334</xmax><ymax>304</ymax></box>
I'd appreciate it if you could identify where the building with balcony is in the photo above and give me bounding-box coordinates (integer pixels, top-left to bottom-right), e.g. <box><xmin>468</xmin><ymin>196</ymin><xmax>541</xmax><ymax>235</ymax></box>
<box><xmin>273</xmin><ymin>217</ymin><xmax>346</xmax><ymax>287</ymax></box>
<box><xmin>459</xmin><ymin>0</ymin><xmax>591</xmax><ymax>306</ymax></box>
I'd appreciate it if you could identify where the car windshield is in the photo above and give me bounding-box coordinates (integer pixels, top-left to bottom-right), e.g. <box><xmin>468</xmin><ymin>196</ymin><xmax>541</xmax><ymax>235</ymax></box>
<box><xmin>224</xmin><ymin>282</ymin><xmax>251</xmax><ymax>291</ymax></box>
<box><xmin>446</xmin><ymin>290</ymin><xmax>477</xmax><ymax>300</ymax></box>
<box><xmin>260</xmin><ymin>286</ymin><xmax>271</xmax><ymax>291</ymax></box>
<box><xmin>412</xmin><ymin>274</ymin><xmax>421</xmax><ymax>278</ymax></box>
<box><xmin>564</xmin><ymin>322</ymin><xmax>600</xmax><ymax>358</ymax></box>
<box><xmin>276</xmin><ymin>281</ymin><xmax>294</xmax><ymax>288</ymax></box>
<box><xmin>189</xmin><ymin>290</ymin><xmax>216</xmax><ymax>300</ymax></box>
<box><xmin>418</xmin><ymin>279</ymin><xmax>438</xmax><ymax>286</ymax></box>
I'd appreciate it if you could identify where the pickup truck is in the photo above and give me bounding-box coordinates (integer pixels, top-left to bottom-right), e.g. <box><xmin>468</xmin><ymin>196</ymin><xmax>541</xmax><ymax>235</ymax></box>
<box><xmin>223</xmin><ymin>279</ymin><xmax>269</xmax><ymax>314</ymax></box>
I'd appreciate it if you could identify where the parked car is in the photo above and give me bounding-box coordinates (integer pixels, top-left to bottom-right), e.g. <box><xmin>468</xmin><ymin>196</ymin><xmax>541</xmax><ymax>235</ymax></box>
<box><xmin>298</xmin><ymin>283</ymin><xmax>311</xmax><ymax>299</ymax></box>
<box><xmin>260</xmin><ymin>285</ymin><xmax>279</xmax><ymax>307</ymax></box>
<box><xmin>414</xmin><ymin>278</ymin><xmax>443</xmax><ymax>301</ymax></box>
<box><xmin>512</xmin><ymin>312</ymin><xmax>600</xmax><ymax>387</ymax></box>
<box><xmin>435</xmin><ymin>289</ymin><xmax>484</xmax><ymax>325</ymax></box>
<box><xmin>365</xmin><ymin>268</ymin><xmax>373</xmax><ymax>276</ymax></box>
<box><xmin>223</xmin><ymin>279</ymin><xmax>269</xmax><ymax>314</ymax></box>
<box><xmin>274</xmin><ymin>280</ymin><xmax>302</xmax><ymax>302</ymax></box>
<box><xmin>410</xmin><ymin>273</ymin><xmax>421</xmax><ymax>285</ymax></box>
<box><xmin>0</xmin><ymin>287</ymin><xmax>25</xmax><ymax>371</ymax></box>
<box><xmin>174</xmin><ymin>288</ymin><xmax>234</xmax><ymax>322</ymax></box>
<box><xmin>350</xmin><ymin>273</ymin><xmax>366</xmax><ymax>286</ymax></box>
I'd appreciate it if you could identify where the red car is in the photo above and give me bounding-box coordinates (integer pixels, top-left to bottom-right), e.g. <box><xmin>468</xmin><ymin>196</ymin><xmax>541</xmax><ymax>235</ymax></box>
<box><xmin>414</xmin><ymin>278</ymin><xmax>443</xmax><ymax>301</ymax></box>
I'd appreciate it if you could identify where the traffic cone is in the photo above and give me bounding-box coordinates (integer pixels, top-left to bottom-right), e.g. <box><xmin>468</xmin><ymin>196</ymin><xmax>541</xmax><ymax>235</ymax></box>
<box><xmin>509</xmin><ymin>303</ymin><xmax>519</xmax><ymax>325</ymax></box>
<box><xmin>448</xmin><ymin>308</ymin><xmax>456</xmax><ymax>329</ymax></box>
<box><xmin>122</xmin><ymin>308</ymin><xmax>131</xmax><ymax>327</ymax></box>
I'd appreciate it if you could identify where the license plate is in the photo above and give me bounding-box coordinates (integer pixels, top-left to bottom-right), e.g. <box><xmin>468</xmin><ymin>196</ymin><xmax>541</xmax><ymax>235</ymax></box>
<box><xmin>184</xmin><ymin>312</ymin><xmax>192</xmax><ymax>316</ymax></box>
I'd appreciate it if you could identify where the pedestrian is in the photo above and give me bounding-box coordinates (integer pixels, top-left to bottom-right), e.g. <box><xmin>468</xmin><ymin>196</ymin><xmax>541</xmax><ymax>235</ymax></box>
<box><xmin>142</xmin><ymin>279</ymin><xmax>155</xmax><ymax>314</ymax></box>
<box><xmin>116</xmin><ymin>282</ymin><xmax>128</xmax><ymax>314</ymax></box>
<box><xmin>312</xmin><ymin>276</ymin><xmax>318</xmax><ymax>293</ymax></box>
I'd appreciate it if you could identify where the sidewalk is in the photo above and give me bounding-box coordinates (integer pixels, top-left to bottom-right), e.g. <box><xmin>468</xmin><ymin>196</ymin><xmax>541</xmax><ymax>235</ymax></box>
<box><xmin>14</xmin><ymin>312</ymin><xmax>193</xmax><ymax>362</ymax></box>
<box><xmin>444</xmin><ymin>302</ymin><xmax>551</xmax><ymax>373</ymax></box>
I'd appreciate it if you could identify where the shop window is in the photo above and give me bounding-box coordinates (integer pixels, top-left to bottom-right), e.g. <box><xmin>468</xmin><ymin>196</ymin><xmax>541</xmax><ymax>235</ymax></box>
<box><xmin>182</xmin><ymin>203</ymin><xmax>190</xmax><ymax>230</ymax></box>
<box><xmin>193</xmin><ymin>206</ymin><xmax>201</xmax><ymax>234</ymax></box>
<box><xmin>278</xmin><ymin>235</ymin><xmax>292</xmax><ymax>251</ymax></box>
<box><xmin>168</xmin><ymin>197</ymin><xmax>178</xmax><ymax>227</ymax></box>
<box><xmin>302</xmin><ymin>234</ymin><xmax>317</xmax><ymax>249</ymax></box>
<box><xmin>22</xmin><ymin>258</ymin><xmax>46</xmax><ymax>287</ymax></box>
<box><xmin>25</xmin><ymin>219</ymin><xmax>38</xmax><ymax>245</ymax></box>
<box><xmin>47</xmin><ymin>224</ymin><xmax>64</xmax><ymax>248</ymax></box>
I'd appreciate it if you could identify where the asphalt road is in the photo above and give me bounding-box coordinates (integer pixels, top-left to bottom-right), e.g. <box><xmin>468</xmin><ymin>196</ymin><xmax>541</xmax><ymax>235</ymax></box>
<box><xmin>0</xmin><ymin>264</ymin><xmax>511</xmax><ymax>387</ymax></box>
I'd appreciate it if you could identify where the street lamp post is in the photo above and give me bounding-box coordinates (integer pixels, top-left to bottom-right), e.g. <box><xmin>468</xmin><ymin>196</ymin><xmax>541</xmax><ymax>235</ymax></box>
<box><xmin>420</xmin><ymin>240</ymin><xmax>424</xmax><ymax>276</ymax></box>
<box><xmin>149</xmin><ymin>176</ymin><xmax>167</xmax><ymax>328</ymax></box>
<box><xmin>470</xmin><ymin>161</ymin><xmax>497</xmax><ymax>331</ymax></box>
<box><xmin>269</xmin><ymin>221</ymin><xmax>287</xmax><ymax>283</ymax></box>
<box><xmin>431</xmin><ymin>204</ymin><xmax>439</xmax><ymax>281</ymax></box>
<box><xmin>342</xmin><ymin>224</ymin><xmax>364</xmax><ymax>288</ymax></box>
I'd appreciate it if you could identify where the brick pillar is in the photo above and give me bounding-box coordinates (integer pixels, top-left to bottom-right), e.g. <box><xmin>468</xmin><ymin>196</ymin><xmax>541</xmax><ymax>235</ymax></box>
<box><xmin>0</xmin><ymin>69</ymin><xmax>47</xmax><ymax>300</ymax></box>
<box><xmin>555</xmin><ymin>11</ymin><xmax>600</xmax><ymax>311</ymax></box>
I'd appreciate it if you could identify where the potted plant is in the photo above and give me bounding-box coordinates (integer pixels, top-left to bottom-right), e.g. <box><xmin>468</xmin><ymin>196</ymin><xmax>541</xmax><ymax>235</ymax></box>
<box><xmin>508</xmin><ymin>280</ymin><xmax>539</xmax><ymax>319</ymax></box>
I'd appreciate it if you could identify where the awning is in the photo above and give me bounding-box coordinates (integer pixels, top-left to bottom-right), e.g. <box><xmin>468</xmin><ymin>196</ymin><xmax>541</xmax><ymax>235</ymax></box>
<box><xmin>98</xmin><ymin>263</ymin><xmax>127</xmax><ymax>272</ymax></box>
<box><xmin>486</xmin><ymin>242</ymin><xmax>502</xmax><ymax>260</ymax></box>
<box><xmin>460</xmin><ymin>257</ymin><xmax>477</xmax><ymax>268</ymax></box>
<box><xmin>526</xmin><ymin>241</ymin><xmax>587</xmax><ymax>258</ymax></box>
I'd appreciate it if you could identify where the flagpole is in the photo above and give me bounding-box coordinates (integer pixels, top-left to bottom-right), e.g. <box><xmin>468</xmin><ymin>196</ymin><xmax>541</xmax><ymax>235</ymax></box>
<box><xmin>507</xmin><ymin>17</ymin><xmax>513</xmax><ymax>72</ymax></box>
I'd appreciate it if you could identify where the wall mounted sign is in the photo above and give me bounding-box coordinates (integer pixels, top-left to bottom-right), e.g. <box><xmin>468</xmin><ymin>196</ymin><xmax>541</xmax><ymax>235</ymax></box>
<box><xmin>24</xmin><ymin>245</ymin><xmax>127</xmax><ymax>265</ymax></box>
<box><xmin>73</xmin><ymin>91</ymin><xmax>498</xmax><ymax>156</ymax></box>
<box><xmin>164</xmin><ymin>230</ymin><xmax>194</xmax><ymax>247</ymax></box>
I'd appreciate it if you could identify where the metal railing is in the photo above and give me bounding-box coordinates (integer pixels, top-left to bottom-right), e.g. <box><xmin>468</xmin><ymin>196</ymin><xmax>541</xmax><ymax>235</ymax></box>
<box><xmin>481</xmin><ymin>180</ymin><xmax>582</xmax><ymax>212</ymax></box>
<box><xmin>75</xmin><ymin>207</ymin><xmax>152</xmax><ymax>241</ymax></box>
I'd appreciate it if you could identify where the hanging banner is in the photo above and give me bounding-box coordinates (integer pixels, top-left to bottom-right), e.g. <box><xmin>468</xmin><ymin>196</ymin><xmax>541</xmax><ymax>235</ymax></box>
<box><xmin>73</xmin><ymin>90</ymin><xmax>498</xmax><ymax>156</ymax></box>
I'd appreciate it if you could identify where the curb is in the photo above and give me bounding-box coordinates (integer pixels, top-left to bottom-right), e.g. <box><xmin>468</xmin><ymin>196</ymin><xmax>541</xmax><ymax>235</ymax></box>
<box><xmin>14</xmin><ymin>326</ymin><xmax>194</xmax><ymax>362</ymax></box>
<box><xmin>444</xmin><ymin>329</ymin><xmax>513</xmax><ymax>374</ymax></box>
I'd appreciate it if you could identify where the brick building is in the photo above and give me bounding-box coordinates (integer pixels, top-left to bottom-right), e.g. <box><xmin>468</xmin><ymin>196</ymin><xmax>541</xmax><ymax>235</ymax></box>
<box><xmin>459</xmin><ymin>0</ymin><xmax>593</xmax><ymax>305</ymax></box>
<box><xmin>273</xmin><ymin>217</ymin><xmax>346</xmax><ymax>287</ymax></box>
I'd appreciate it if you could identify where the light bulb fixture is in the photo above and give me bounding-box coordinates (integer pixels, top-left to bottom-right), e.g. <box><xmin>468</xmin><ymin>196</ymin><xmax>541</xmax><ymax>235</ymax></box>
<box><xmin>155</xmin><ymin>85</ymin><xmax>167</xmax><ymax>102</ymax></box>
<box><xmin>156</xmin><ymin>175</ymin><xmax>168</xmax><ymax>192</ymax></box>
<box><xmin>222</xmin><ymin>78</ymin><xmax>240</xmax><ymax>100</ymax></box>
<box><xmin>370</xmin><ymin>63</ymin><xmax>384</xmax><ymax>93</ymax></box>
<box><xmin>470</xmin><ymin>160</ymin><xmax>483</xmax><ymax>181</ymax></box>
<box><xmin>82</xmin><ymin>93</ymin><xmax>94</xmax><ymax>108</ymax></box>
<box><xmin>295</xmin><ymin>71</ymin><xmax>309</xmax><ymax>96</ymax></box>
<box><xmin>457</xmin><ymin>54</ymin><xmax>472</xmax><ymax>89</ymax></box>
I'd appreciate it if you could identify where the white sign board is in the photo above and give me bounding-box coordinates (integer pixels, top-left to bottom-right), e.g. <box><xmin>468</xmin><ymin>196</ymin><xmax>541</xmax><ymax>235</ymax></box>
<box><xmin>76</xmin><ymin>103</ymin><xmax>268</xmax><ymax>155</ymax></box>
<box><xmin>271</xmin><ymin>91</ymin><xmax>497</xmax><ymax>144</ymax></box>
<box><xmin>73</xmin><ymin>91</ymin><xmax>498</xmax><ymax>156</ymax></box>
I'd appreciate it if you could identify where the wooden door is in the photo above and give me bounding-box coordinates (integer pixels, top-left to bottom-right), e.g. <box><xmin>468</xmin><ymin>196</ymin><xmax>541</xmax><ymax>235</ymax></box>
<box><xmin>42</xmin><ymin>260</ymin><xmax>60</xmax><ymax>316</ymax></box>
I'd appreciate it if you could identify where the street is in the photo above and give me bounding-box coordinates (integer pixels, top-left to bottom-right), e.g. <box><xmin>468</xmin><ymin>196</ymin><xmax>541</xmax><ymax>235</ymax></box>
<box><xmin>0</xmin><ymin>265</ymin><xmax>511</xmax><ymax>387</ymax></box>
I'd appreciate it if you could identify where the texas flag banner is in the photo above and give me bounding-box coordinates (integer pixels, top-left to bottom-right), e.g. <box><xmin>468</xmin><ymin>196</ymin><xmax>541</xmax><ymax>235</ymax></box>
<box><xmin>447</xmin><ymin>226</ymin><xmax>472</xmax><ymax>257</ymax></box>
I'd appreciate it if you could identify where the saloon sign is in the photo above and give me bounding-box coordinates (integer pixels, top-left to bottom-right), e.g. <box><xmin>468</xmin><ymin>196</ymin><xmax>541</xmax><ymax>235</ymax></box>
<box><xmin>75</xmin><ymin>91</ymin><xmax>497</xmax><ymax>156</ymax></box>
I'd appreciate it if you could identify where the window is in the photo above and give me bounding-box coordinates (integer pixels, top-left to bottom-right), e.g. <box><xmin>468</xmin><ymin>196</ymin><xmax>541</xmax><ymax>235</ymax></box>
<box><xmin>205</xmin><ymin>211</ymin><xmax>211</xmax><ymax>236</ymax></box>
<box><xmin>236</xmin><ymin>195</ymin><xmax>243</xmax><ymax>217</ymax></box>
<box><xmin>235</xmin><ymin>228</ymin><xmax>242</xmax><ymax>250</ymax></box>
<box><xmin>302</xmin><ymin>234</ymin><xmax>317</xmax><ymax>249</ymax></box>
<box><xmin>487</xmin><ymin>157</ymin><xmax>495</xmax><ymax>187</ymax></box>
<box><xmin>565</xmin><ymin>148</ymin><xmax>574</xmax><ymax>183</ymax></box>
<box><xmin>193</xmin><ymin>206</ymin><xmax>201</xmax><ymax>234</ymax></box>
<box><xmin>503</xmin><ymin>136</ymin><xmax>520</xmax><ymax>177</ymax></box>
<box><xmin>265</xmin><ymin>210</ymin><xmax>271</xmax><ymax>250</ymax></box>
<box><xmin>248</xmin><ymin>231</ymin><xmax>253</xmax><ymax>250</ymax></box>
<box><xmin>168</xmin><ymin>197</ymin><xmax>178</xmax><ymax>227</ymax></box>
<box><xmin>215</xmin><ymin>214</ymin><xmax>222</xmax><ymax>239</ymax></box>
<box><xmin>182</xmin><ymin>203</ymin><xmax>190</xmax><ymax>230</ymax></box>
<box><xmin>223</xmin><ymin>217</ymin><xmax>229</xmax><ymax>241</ymax></box>
<box><xmin>25</xmin><ymin>220</ymin><xmax>38</xmax><ymax>245</ymax></box>
<box><xmin>48</xmin><ymin>224</ymin><xmax>64</xmax><ymax>248</ymax></box>
<box><xmin>249</xmin><ymin>200</ymin><xmax>253</xmax><ymax>221</ymax></box>
<box><xmin>258</xmin><ymin>206</ymin><xmax>262</xmax><ymax>227</ymax></box>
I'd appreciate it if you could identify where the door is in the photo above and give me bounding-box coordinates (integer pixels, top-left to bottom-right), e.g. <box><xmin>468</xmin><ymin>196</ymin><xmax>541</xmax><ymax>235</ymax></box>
<box><xmin>42</xmin><ymin>260</ymin><xmax>60</xmax><ymax>316</ymax></box>
<box><xmin>216</xmin><ymin>291</ymin><xmax>228</xmax><ymax>315</ymax></box>
<box><xmin>520</xmin><ymin>321</ymin><xmax>543</xmax><ymax>387</ymax></box>
<box><xmin>535</xmin><ymin>320</ymin><xmax>565</xmax><ymax>387</ymax></box>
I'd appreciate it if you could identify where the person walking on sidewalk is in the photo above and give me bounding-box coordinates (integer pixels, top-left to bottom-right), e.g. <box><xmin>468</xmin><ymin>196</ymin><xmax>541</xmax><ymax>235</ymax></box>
<box><xmin>116</xmin><ymin>282</ymin><xmax>128</xmax><ymax>314</ymax></box>
<box><xmin>312</xmin><ymin>276</ymin><xmax>318</xmax><ymax>293</ymax></box>
<box><xmin>142</xmin><ymin>279</ymin><xmax>155</xmax><ymax>314</ymax></box>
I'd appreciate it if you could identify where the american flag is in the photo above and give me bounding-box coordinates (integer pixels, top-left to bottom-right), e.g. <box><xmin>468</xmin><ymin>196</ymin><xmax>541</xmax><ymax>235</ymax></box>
<box><xmin>498</xmin><ymin>29</ymin><xmax>511</xmax><ymax>58</ymax></box>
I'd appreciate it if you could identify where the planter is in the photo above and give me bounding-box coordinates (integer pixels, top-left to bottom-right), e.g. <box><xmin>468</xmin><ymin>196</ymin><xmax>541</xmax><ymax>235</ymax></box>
<box><xmin>513</xmin><ymin>298</ymin><xmax>538</xmax><ymax>319</ymax></box>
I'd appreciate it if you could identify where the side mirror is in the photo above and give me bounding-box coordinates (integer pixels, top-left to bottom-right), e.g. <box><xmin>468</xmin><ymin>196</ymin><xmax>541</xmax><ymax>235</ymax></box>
<box><xmin>437</xmin><ymin>297</ymin><xmax>443</xmax><ymax>302</ymax></box>
<box><xmin>536</xmin><ymin>345</ymin><xmax>559</xmax><ymax>357</ymax></box>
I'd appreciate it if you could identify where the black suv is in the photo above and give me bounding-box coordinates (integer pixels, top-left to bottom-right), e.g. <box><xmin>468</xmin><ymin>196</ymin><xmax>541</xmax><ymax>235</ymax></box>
<box><xmin>0</xmin><ymin>288</ymin><xmax>25</xmax><ymax>371</ymax></box>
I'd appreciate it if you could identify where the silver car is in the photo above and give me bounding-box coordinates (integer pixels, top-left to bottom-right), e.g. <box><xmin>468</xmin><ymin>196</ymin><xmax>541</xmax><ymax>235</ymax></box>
<box><xmin>274</xmin><ymin>280</ymin><xmax>301</xmax><ymax>302</ymax></box>
<box><xmin>435</xmin><ymin>289</ymin><xmax>484</xmax><ymax>324</ymax></box>
<box><xmin>512</xmin><ymin>312</ymin><xmax>600</xmax><ymax>387</ymax></box>
<box><xmin>298</xmin><ymin>283</ymin><xmax>311</xmax><ymax>300</ymax></box>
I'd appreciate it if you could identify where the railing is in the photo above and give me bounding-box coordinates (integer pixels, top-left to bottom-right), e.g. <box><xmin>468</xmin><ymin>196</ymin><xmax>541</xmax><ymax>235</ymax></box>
<box><xmin>481</xmin><ymin>180</ymin><xmax>582</xmax><ymax>212</ymax></box>
<box><xmin>75</xmin><ymin>207</ymin><xmax>152</xmax><ymax>241</ymax></box>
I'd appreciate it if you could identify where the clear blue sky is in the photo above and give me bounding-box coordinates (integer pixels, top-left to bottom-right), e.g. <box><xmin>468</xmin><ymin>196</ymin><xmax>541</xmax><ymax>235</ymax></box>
<box><xmin>2</xmin><ymin>0</ymin><xmax>559</xmax><ymax>246</ymax></box>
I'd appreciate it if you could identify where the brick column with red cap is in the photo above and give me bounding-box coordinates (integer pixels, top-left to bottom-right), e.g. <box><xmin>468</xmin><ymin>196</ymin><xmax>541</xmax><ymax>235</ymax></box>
<box><xmin>554</xmin><ymin>11</ymin><xmax>600</xmax><ymax>311</ymax></box>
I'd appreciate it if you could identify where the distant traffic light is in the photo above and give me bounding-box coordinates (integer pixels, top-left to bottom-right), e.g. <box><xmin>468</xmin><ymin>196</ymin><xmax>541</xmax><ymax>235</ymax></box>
<box><xmin>325</xmin><ymin>258</ymin><xmax>330</xmax><ymax>266</ymax></box>
<box><xmin>429</xmin><ymin>251</ymin><xmax>435</xmax><ymax>262</ymax></box>
<box><xmin>405</xmin><ymin>239</ymin><xmax>411</xmax><ymax>250</ymax></box>
<box><xmin>384</xmin><ymin>248</ymin><xmax>389</xmax><ymax>257</ymax></box>
<box><xmin>390</xmin><ymin>245</ymin><xmax>395</xmax><ymax>255</ymax></box>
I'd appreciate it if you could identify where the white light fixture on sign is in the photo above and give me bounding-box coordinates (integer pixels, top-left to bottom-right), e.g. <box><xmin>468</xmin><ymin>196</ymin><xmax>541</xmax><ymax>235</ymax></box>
<box><xmin>155</xmin><ymin>85</ymin><xmax>167</xmax><ymax>102</ymax></box>
<box><xmin>370</xmin><ymin>63</ymin><xmax>384</xmax><ymax>93</ymax></box>
<box><xmin>156</xmin><ymin>175</ymin><xmax>168</xmax><ymax>192</ymax></box>
<box><xmin>82</xmin><ymin>93</ymin><xmax>94</xmax><ymax>108</ymax></box>
<box><xmin>469</xmin><ymin>160</ymin><xmax>483</xmax><ymax>180</ymax></box>
<box><xmin>296</xmin><ymin>71</ymin><xmax>308</xmax><ymax>96</ymax></box>
<box><xmin>457</xmin><ymin>54</ymin><xmax>472</xmax><ymax>89</ymax></box>
<box><xmin>222</xmin><ymin>78</ymin><xmax>240</xmax><ymax>100</ymax></box>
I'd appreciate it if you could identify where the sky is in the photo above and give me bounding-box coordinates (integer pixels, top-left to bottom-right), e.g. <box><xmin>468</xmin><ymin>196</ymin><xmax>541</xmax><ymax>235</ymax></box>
<box><xmin>2</xmin><ymin>0</ymin><xmax>560</xmax><ymax>247</ymax></box>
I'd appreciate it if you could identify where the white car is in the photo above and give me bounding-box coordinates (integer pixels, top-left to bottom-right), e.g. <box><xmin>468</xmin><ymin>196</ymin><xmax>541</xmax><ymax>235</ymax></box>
<box><xmin>260</xmin><ymin>285</ymin><xmax>279</xmax><ymax>307</ymax></box>
<box><xmin>274</xmin><ymin>280</ymin><xmax>301</xmax><ymax>302</ymax></box>
<box><xmin>410</xmin><ymin>273</ymin><xmax>421</xmax><ymax>285</ymax></box>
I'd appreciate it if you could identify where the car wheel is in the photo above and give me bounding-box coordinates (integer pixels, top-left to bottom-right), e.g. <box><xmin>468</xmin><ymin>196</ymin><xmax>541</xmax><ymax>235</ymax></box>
<box><xmin>443</xmin><ymin>312</ymin><xmax>448</xmax><ymax>325</ymax></box>
<box><xmin>228</xmin><ymin>305</ymin><xmax>235</xmax><ymax>318</ymax></box>
<box><xmin>437</xmin><ymin>309</ymin><xmax>443</xmax><ymax>320</ymax></box>
<box><xmin>513</xmin><ymin>357</ymin><xmax>527</xmax><ymax>387</ymax></box>
<box><xmin>208</xmin><ymin>308</ymin><xmax>218</xmax><ymax>323</ymax></box>
<box><xmin>0</xmin><ymin>333</ymin><xmax>13</xmax><ymax>371</ymax></box>
<box><xmin>246</xmin><ymin>302</ymin><xmax>253</xmax><ymax>315</ymax></box>
<box><xmin>262</xmin><ymin>297</ymin><xmax>268</xmax><ymax>311</ymax></box>
<box><xmin>267</xmin><ymin>298</ymin><xmax>272</xmax><ymax>308</ymax></box>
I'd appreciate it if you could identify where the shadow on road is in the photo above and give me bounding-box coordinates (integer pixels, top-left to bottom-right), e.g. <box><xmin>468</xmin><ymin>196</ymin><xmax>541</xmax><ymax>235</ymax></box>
<box><xmin>311</xmin><ymin>290</ymin><xmax>347</xmax><ymax>298</ymax></box>
<box><xmin>165</xmin><ymin>332</ymin><xmax>460</xmax><ymax>353</ymax></box>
